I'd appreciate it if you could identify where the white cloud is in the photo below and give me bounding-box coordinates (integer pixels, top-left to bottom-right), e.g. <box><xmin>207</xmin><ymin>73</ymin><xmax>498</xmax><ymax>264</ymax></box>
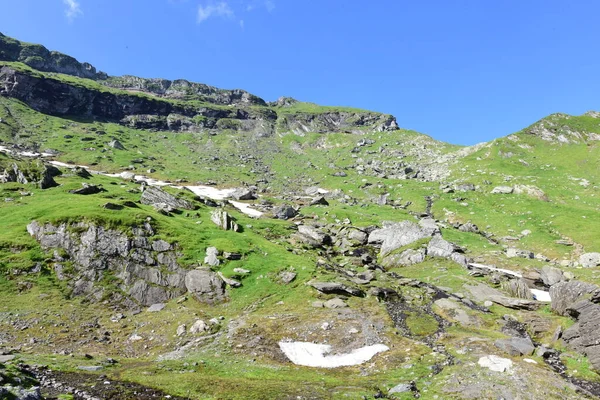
<box><xmin>239</xmin><ymin>19</ymin><xmax>245</xmax><ymax>29</ymax></box>
<box><xmin>264</xmin><ymin>0</ymin><xmax>275</xmax><ymax>12</ymax></box>
<box><xmin>197</xmin><ymin>2</ymin><xmax>234</xmax><ymax>23</ymax></box>
<box><xmin>245</xmin><ymin>1</ymin><xmax>274</xmax><ymax>12</ymax></box>
<box><xmin>63</xmin><ymin>0</ymin><xmax>83</xmax><ymax>21</ymax></box>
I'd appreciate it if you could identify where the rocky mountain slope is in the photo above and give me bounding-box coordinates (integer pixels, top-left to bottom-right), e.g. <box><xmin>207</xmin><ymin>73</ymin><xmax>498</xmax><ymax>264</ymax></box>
<box><xmin>0</xmin><ymin>33</ymin><xmax>600</xmax><ymax>399</ymax></box>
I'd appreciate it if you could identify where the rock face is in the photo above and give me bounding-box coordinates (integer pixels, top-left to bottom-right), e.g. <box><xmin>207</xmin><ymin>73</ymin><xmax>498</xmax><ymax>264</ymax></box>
<box><xmin>140</xmin><ymin>186</ymin><xmax>195</xmax><ymax>211</ymax></box>
<box><xmin>26</xmin><ymin>220</ymin><xmax>225</xmax><ymax>307</ymax></box>
<box><xmin>0</xmin><ymin>32</ymin><xmax>106</xmax><ymax>79</ymax></box>
<box><xmin>549</xmin><ymin>280</ymin><xmax>598</xmax><ymax>315</ymax></box>
<box><xmin>0</xmin><ymin>162</ymin><xmax>59</xmax><ymax>189</ymax></box>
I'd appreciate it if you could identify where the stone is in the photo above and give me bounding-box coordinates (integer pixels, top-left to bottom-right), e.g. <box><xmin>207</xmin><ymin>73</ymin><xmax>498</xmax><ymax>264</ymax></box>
<box><xmin>140</xmin><ymin>186</ymin><xmax>195</xmax><ymax>211</ymax></box>
<box><xmin>233</xmin><ymin>268</ymin><xmax>250</xmax><ymax>274</ymax></box>
<box><xmin>478</xmin><ymin>355</ymin><xmax>513</xmax><ymax>372</ymax></box>
<box><xmin>204</xmin><ymin>247</ymin><xmax>220</xmax><ymax>267</ymax></box>
<box><xmin>494</xmin><ymin>337</ymin><xmax>535</xmax><ymax>356</ymax></box>
<box><xmin>502</xmin><ymin>279</ymin><xmax>533</xmax><ymax>299</ymax></box>
<box><xmin>540</xmin><ymin>266</ymin><xmax>564</xmax><ymax>286</ymax></box>
<box><xmin>218</xmin><ymin>272</ymin><xmax>242</xmax><ymax>288</ymax></box>
<box><xmin>189</xmin><ymin>319</ymin><xmax>208</xmax><ymax>334</ymax></box>
<box><xmin>368</xmin><ymin>220</ymin><xmax>437</xmax><ymax>257</ymax></box>
<box><xmin>347</xmin><ymin>229</ymin><xmax>368</xmax><ymax>245</ymax></box>
<box><xmin>223</xmin><ymin>252</ymin><xmax>242</xmax><ymax>260</ymax></box>
<box><xmin>78</xmin><ymin>365</ymin><xmax>104</xmax><ymax>372</ymax></box>
<box><xmin>103</xmin><ymin>202</ymin><xmax>124</xmax><ymax>210</ymax></box>
<box><xmin>324</xmin><ymin>298</ymin><xmax>347</xmax><ymax>308</ymax></box>
<box><xmin>152</xmin><ymin>240</ymin><xmax>171</xmax><ymax>252</ymax></box>
<box><xmin>491</xmin><ymin>186</ymin><xmax>514</xmax><ymax>194</ymax></box>
<box><xmin>381</xmin><ymin>248</ymin><xmax>426</xmax><ymax>268</ymax></box>
<box><xmin>506</xmin><ymin>248</ymin><xmax>534</xmax><ymax>259</ymax></box>
<box><xmin>310</xmin><ymin>196</ymin><xmax>329</xmax><ymax>206</ymax></box>
<box><xmin>210</xmin><ymin>209</ymin><xmax>239</xmax><ymax>231</ymax></box>
<box><xmin>561</xmin><ymin>300</ymin><xmax>600</xmax><ymax>371</ymax></box>
<box><xmin>297</xmin><ymin>225</ymin><xmax>332</xmax><ymax>246</ymax></box>
<box><xmin>549</xmin><ymin>280</ymin><xmax>598</xmax><ymax>315</ymax></box>
<box><xmin>279</xmin><ymin>271</ymin><xmax>297</xmax><ymax>284</ymax></box>
<box><xmin>147</xmin><ymin>303</ymin><xmax>165</xmax><ymax>312</ymax></box>
<box><xmin>185</xmin><ymin>268</ymin><xmax>227</xmax><ymax>304</ymax></box>
<box><xmin>108</xmin><ymin>139</ymin><xmax>125</xmax><ymax>149</ymax></box>
<box><xmin>69</xmin><ymin>183</ymin><xmax>104</xmax><ymax>195</ymax></box>
<box><xmin>427</xmin><ymin>234</ymin><xmax>457</xmax><ymax>258</ymax></box>
<box><xmin>176</xmin><ymin>324</ymin><xmax>186</xmax><ymax>336</ymax></box>
<box><xmin>229</xmin><ymin>187</ymin><xmax>256</xmax><ymax>200</ymax></box>
<box><xmin>309</xmin><ymin>281</ymin><xmax>364</xmax><ymax>297</ymax></box>
<box><xmin>579</xmin><ymin>253</ymin><xmax>600</xmax><ymax>268</ymax></box>
<box><xmin>0</xmin><ymin>354</ymin><xmax>15</xmax><ymax>363</ymax></box>
<box><xmin>389</xmin><ymin>383</ymin><xmax>413</xmax><ymax>395</ymax></box>
<box><xmin>272</xmin><ymin>204</ymin><xmax>298</xmax><ymax>220</ymax></box>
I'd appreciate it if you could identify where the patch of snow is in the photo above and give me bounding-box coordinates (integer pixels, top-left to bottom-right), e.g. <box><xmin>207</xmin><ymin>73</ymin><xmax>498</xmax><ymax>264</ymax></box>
<box><xmin>478</xmin><ymin>355</ymin><xmax>513</xmax><ymax>373</ymax></box>
<box><xmin>278</xmin><ymin>341</ymin><xmax>389</xmax><ymax>368</ymax></box>
<box><xmin>468</xmin><ymin>263</ymin><xmax>522</xmax><ymax>278</ymax></box>
<box><xmin>531</xmin><ymin>289</ymin><xmax>551</xmax><ymax>302</ymax></box>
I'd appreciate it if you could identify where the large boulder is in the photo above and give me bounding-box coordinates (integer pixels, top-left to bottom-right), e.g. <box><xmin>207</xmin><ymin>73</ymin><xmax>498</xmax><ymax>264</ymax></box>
<box><xmin>185</xmin><ymin>268</ymin><xmax>226</xmax><ymax>304</ymax></box>
<box><xmin>140</xmin><ymin>186</ymin><xmax>195</xmax><ymax>210</ymax></box>
<box><xmin>368</xmin><ymin>219</ymin><xmax>437</xmax><ymax>257</ymax></box>
<box><xmin>210</xmin><ymin>209</ymin><xmax>239</xmax><ymax>232</ymax></box>
<box><xmin>540</xmin><ymin>266</ymin><xmax>565</xmax><ymax>287</ymax></box>
<box><xmin>494</xmin><ymin>337</ymin><xmax>535</xmax><ymax>356</ymax></box>
<box><xmin>562</xmin><ymin>300</ymin><xmax>600</xmax><ymax>371</ymax></box>
<box><xmin>228</xmin><ymin>187</ymin><xmax>256</xmax><ymax>200</ymax></box>
<box><xmin>579</xmin><ymin>253</ymin><xmax>600</xmax><ymax>268</ymax></box>
<box><xmin>308</xmin><ymin>281</ymin><xmax>364</xmax><ymax>297</ymax></box>
<box><xmin>296</xmin><ymin>225</ymin><xmax>332</xmax><ymax>246</ymax></box>
<box><xmin>427</xmin><ymin>235</ymin><xmax>458</xmax><ymax>258</ymax></box>
<box><xmin>549</xmin><ymin>280</ymin><xmax>598</xmax><ymax>315</ymax></box>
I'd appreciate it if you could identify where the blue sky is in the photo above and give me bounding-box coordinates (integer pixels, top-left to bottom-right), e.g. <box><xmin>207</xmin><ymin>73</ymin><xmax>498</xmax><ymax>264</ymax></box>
<box><xmin>1</xmin><ymin>0</ymin><xmax>599</xmax><ymax>145</ymax></box>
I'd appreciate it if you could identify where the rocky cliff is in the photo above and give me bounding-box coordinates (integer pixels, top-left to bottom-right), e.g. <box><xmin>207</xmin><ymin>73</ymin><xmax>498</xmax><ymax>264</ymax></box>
<box><xmin>0</xmin><ymin>33</ymin><xmax>398</xmax><ymax>135</ymax></box>
<box><xmin>26</xmin><ymin>220</ymin><xmax>226</xmax><ymax>308</ymax></box>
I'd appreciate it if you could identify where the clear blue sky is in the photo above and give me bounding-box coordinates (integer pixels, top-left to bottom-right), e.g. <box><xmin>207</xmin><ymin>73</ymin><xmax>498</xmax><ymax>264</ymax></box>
<box><xmin>1</xmin><ymin>0</ymin><xmax>599</xmax><ymax>145</ymax></box>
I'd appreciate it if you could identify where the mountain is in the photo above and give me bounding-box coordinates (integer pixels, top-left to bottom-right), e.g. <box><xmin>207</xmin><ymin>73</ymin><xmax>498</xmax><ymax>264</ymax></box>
<box><xmin>1</xmin><ymin>33</ymin><xmax>600</xmax><ymax>400</ymax></box>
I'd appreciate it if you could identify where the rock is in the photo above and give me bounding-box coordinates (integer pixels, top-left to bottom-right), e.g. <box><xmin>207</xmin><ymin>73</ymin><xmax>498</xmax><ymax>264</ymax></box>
<box><xmin>488</xmin><ymin>295</ymin><xmax>540</xmax><ymax>310</ymax></box>
<box><xmin>152</xmin><ymin>240</ymin><xmax>171</xmax><ymax>252</ymax></box>
<box><xmin>491</xmin><ymin>186</ymin><xmax>514</xmax><ymax>194</ymax></box>
<box><xmin>146</xmin><ymin>303</ymin><xmax>165</xmax><ymax>312</ymax></box>
<box><xmin>176</xmin><ymin>324</ymin><xmax>186</xmax><ymax>336</ymax></box>
<box><xmin>388</xmin><ymin>383</ymin><xmax>413</xmax><ymax>395</ymax></box>
<box><xmin>502</xmin><ymin>279</ymin><xmax>533</xmax><ymax>299</ymax></box>
<box><xmin>185</xmin><ymin>268</ymin><xmax>227</xmax><ymax>304</ymax></box>
<box><xmin>204</xmin><ymin>247</ymin><xmax>220</xmax><ymax>267</ymax></box>
<box><xmin>39</xmin><ymin>165</ymin><xmax>59</xmax><ymax>189</ymax></box>
<box><xmin>324</xmin><ymin>298</ymin><xmax>347</xmax><ymax>308</ymax></box>
<box><xmin>140</xmin><ymin>186</ymin><xmax>195</xmax><ymax>211</ymax></box>
<box><xmin>108</xmin><ymin>139</ymin><xmax>125</xmax><ymax>150</ymax></box>
<box><xmin>513</xmin><ymin>184</ymin><xmax>548</xmax><ymax>201</ymax></box>
<box><xmin>561</xmin><ymin>300</ymin><xmax>600</xmax><ymax>371</ymax></box>
<box><xmin>308</xmin><ymin>281</ymin><xmax>364</xmax><ymax>297</ymax></box>
<box><xmin>368</xmin><ymin>219</ymin><xmax>437</xmax><ymax>257</ymax></box>
<box><xmin>540</xmin><ymin>266</ymin><xmax>565</xmax><ymax>286</ymax></box>
<box><xmin>278</xmin><ymin>271</ymin><xmax>297</xmax><ymax>284</ymax></box>
<box><xmin>506</xmin><ymin>248</ymin><xmax>534</xmax><ymax>259</ymax></box>
<box><xmin>296</xmin><ymin>225</ymin><xmax>332</xmax><ymax>246</ymax></box>
<box><xmin>427</xmin><ymin>234</ymin><xmax>458</xmax><ymax>258</ymax></box>
<box><xmin>381</xmin><ymin>248</ymin><xmax>426</xmax><ymax>268</ymax></box>
<box><xmin>478</xmin><ymin>355</ymin><xmax>513</xmax><ymax>372</ymax></box>
<box><xmin>218</xmin><ymin>272</ymin><xmax>242</xmax><ymax>288</ymax></box>
<box><xmin>494</xmin><ymin>337</ymin><xmax>535</xmax><ymax>356</ymax></box>
<box><xmin>273</xmin><ymin>204</ymin><xmax>298</xmax><ymax>220</ymax></box>
<box><xmin>103</xmin><ymin>202</ymin><xmax>124</xmax><ymax>210</ymax></box>
<box><xmin>310</xmin><ymin>196</ymin><xmax>329</xmax><ymax>206</ymax></box>
<box><xmin>549</xmin><ymin>280</ymin><xmax>598</xmax><ymax>315</ymax></box>
<box><xmin>69</xmin><ymin>183</ymin><xmax>104</xmax><ymax>195</ymax></box>
<box><xmin>78</xmin><ymin>365</ymin><xmax>104</xmax><ymax>371</ymax></box>
<box><xmin>210</xmin><ymin>209</ymin><xmax>239</xmax><ymax>231</ymax></box>
<box><xmin>347</xmin><ymin>229</ymin><xmax>368</xmax><ymax>245</ymax></box>
<box><xmin>579</xmin><ymin>253</ymin><xmax>600</xmax><ymax>268</ymax></box>
<box><xmin>223</xmin><ymin>252</ymin><xmax>242</xmax><ymax>260</ymax></box>
<box><xmin>0</xmin><ymin>354</ymin><xmax>15</xmax><ymax>363</ymax></box>
<box><xmin>189</xmin><ymin>319</ymin><xmax>208</xmax><ymax>334</ymax></box>
<box><xmin>458</xmin><ymin>222</ymin><xmax>479</xmax><ymax>233</ymax></box>
<box><xmin>71</xmin><ymin>166</ymin><xmax>93</xmax><ymax>179</ymax></box>
<box><xmin>229</xmin><ymin>188</ymin><xmax>256</xmax><ymax>200</ymax></box>
<box><xmin>434</xmin><ymin>298</ymin><xmax>476</xmax><ymax>326</ymax></box>
<box><xmin>233</xmin><ymin>268</ymin><xmax>250</xmax><ymax>274</ymax></box>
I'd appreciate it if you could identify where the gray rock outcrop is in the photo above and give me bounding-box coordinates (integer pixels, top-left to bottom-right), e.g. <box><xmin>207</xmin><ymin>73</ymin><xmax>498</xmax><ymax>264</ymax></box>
<box><xmin>579</xmin><ymin>253</ymin><xmax>600</xmax><ymax>268</ymax></box>
<box><xmin>368</xmin><ymin>219</ymin><xmax>438</xmax><ymax>257</ymax></box>
<box><xmin>140</xmin><ymin>186</ymin><xmax>195</xmax><ymax>211</ymax></box>
<box><xmin>27</xmin><ymin>220</ymin><xmax>227</xmax><ymax>307</ymax></box>
<box><xmin>210</xmin><ymin>209</ymin><xmax>240</xmax><ymax>231</ymax></box>
<box><xmin>184</xmin><ymin>268</ymin><xmax>226</xmax><ymax>304</ymax></box>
